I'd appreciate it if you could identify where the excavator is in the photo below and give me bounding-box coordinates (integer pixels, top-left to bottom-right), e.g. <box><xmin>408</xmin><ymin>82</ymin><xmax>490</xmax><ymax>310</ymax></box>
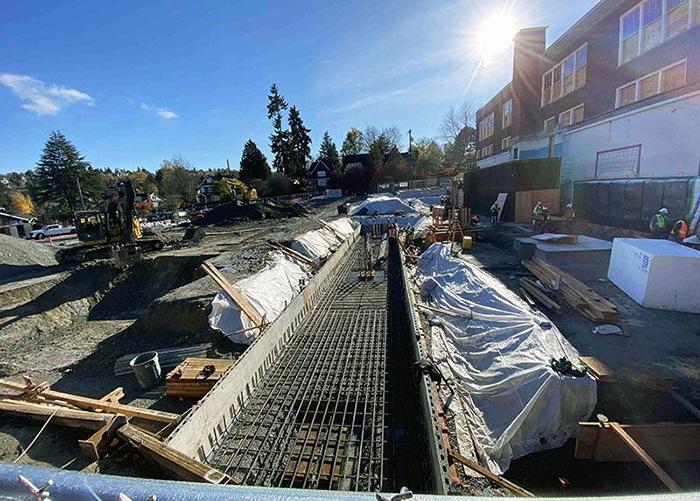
<box><xmin>220</xmin><ymin>178</ymin><xmax>258</xmax><ymax>204</ymax></box>
<box><xmin>55</xmin><ymin>180</ymin><xmax>165</xmax><ymax>264</ymax></box>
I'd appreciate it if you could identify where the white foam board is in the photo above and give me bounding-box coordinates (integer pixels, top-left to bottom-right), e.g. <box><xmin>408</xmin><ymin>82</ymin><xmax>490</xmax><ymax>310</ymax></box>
<box><xmin>607</xmin><ymin>238</ymin><xmax>700</xmax><ymax>313</ymax></box>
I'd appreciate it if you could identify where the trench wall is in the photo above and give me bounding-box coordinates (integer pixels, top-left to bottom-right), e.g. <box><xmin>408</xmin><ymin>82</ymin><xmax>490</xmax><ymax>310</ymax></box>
<box><xmin>165</xmin><ymin>227</ymin><xmax>360</xmax><ymax>459</ymax></box>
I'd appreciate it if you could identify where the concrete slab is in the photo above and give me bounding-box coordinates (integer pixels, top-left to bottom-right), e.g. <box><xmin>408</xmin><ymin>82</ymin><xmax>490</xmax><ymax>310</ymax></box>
<box><xmin>514</xmin><ymin>235</ymin><xmax>613</xmax><ymax>265</ymax></box>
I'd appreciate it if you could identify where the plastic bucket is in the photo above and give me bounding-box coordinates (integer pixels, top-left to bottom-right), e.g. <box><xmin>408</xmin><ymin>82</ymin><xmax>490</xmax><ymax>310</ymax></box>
<box><xmin>129</xmin><ymin>351</ymin><xmax>162</xmax><ymax>389</ymax></box>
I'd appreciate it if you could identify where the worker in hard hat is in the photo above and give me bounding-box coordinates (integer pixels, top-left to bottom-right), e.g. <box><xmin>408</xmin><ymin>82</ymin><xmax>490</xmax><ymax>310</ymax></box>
<box><xmin>490</xmin><ymin>200</ymin><xmax>501</xmax><ymax>226</ymax></box>
<box><xmin>670</xmin><ymin>218</ymin><xmax>689</xmax><ymax>243</ymax></box>
<box><xmin>649</xmin><ymin>208</ymin><xmax>670</xmax><ymax>239</ymax></box>
<box><xmin>532</xmin><ymin>201</ymin><xmax>544</xmax><ymax>234</ymax></box>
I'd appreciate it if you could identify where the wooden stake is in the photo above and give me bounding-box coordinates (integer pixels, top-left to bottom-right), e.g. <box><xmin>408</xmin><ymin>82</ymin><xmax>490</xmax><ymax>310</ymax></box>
<box><xmin>201</xmin><ymin>261</ymin><xmax>263</xmax><ymax>326</ymax></box>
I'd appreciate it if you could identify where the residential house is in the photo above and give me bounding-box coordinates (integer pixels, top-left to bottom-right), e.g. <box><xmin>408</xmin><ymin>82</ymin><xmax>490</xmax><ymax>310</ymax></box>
<box><xmin>474</xmin><ymin>0</ymin><xmax>700</xmax><ymax>224</ymax></box>
<box><xmin>135</xmin><ymin>192</ymin><xmax>165</xmax><ymax>210</ymax></box>
<box><xmin>307</xmin><ymin>159</ymin><xmax>332</xmax><ymax>191</ymax></box>
<box><xmin>197</xmin><ymin>175</ymin><xmax>231</xmax><ymax>205</ymax></box>
<box><xmin>0</xmin><ymin>211</ymin><xmax>33</xmax><ymax>238</ymax></box>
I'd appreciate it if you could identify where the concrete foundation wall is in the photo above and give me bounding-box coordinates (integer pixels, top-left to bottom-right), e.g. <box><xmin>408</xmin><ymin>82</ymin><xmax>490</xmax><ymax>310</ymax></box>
<box><xmin>165</xmin><ymin>227</ymin><xmax>360</xmax><ymax>459</ymax></box>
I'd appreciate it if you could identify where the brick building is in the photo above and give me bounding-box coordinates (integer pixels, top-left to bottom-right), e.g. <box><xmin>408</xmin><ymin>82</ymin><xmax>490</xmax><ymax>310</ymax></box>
<box><xmin>476</xmin><ymin>0</ymin><xmax>700</xmax><ymax>184</ymax></box>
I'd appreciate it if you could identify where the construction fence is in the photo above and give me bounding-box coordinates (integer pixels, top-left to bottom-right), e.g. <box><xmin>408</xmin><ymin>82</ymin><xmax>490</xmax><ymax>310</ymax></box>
<box><xmin>573</xmin><ymin>176</ymin><xmax>698</xmax><ymax>231</ymax></box>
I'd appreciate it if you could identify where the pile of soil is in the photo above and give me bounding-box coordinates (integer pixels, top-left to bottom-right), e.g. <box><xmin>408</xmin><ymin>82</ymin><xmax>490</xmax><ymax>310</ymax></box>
<box><xmin>196</xmin><ymin>200</ymin><xmax>307</xmax><ymax>226</ymax></box>
<box><xmin>0</xmin><ymin>233</ymin><xmax>57</xmax><ymax>267</ymax></box>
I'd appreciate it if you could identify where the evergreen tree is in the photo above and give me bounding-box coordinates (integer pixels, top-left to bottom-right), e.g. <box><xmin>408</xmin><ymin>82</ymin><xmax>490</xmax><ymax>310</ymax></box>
<box><xmin>318</xmin><ymin>131</ymin><xmax>341</xmax><ymax>173</ymax></box>
<box><xmin>239</xmin><ymin>139</ymin><xmax>271</xmax><ymax>181</ymax></box>
<box><xmin>267</xmin><ymin>84</ymin><xmax>289</xmax><ymax>173</ymax></box>
<box><xmin>340</xmin><ymin>127</ymin><xmax>363</xmax><ymax>159</ymax></box>
<box><xmin>287</xmin><ymin>105</ymin><xmax>312</xmax><ymax>179</ymax></box>
<box><xmin>32</xmin><ymin>131</ymin><xmax>102</xmax><ymax>217</ymax></box>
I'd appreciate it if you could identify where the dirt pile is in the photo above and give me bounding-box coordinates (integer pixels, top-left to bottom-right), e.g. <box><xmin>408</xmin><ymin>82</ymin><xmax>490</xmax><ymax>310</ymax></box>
<box><xmin>196</xmin><ymin>200</ymin><xmax>307</xmax><ymax>226</ymax></box>
<box><xmin>0</xmin><ymin>234</ymin><xmax>57</xmax><ymax>267</ymax></box>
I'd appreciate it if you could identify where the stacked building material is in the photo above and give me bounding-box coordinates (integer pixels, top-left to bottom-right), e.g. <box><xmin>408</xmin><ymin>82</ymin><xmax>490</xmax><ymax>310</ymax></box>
<box><xmin>165</xmin><ymin>357</ymin><xmax>234</xmax><ymax>399</ymax></box>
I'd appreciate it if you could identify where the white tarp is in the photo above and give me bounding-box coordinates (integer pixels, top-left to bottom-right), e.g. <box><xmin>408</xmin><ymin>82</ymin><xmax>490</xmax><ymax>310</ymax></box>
<box><xmin>415</xmin><ymin>243</ymin><xmax>596</xmax><ymax>474</ymax></box>
<box><xmin>348</xmin><ymin>195</ymin><xmax>415</xmax><ymax>216</ymax></box>
<box><xmin>209</xmin><ymin>252</ymin><xmax>312</xmax><ymax>344</ymax></box>
<box><xmin>290</xmin><ymin>217</ymin><xmax>356</xmax><ymax>261</ymax></box>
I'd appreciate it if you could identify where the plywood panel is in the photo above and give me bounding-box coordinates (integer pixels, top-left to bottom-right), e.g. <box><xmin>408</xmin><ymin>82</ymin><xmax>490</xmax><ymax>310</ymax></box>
<box><xmin>515</xmin><ymin>189</ymin><xmax>561</xmax><ymax>223</ymax></box>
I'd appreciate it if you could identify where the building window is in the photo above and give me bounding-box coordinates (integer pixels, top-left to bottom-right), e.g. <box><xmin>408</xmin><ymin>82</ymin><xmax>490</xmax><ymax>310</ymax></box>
<box><xmin>317</xmin><ymin>178</ymin><xmax>328</xmax><ymax>187</ymax></box>
<box><xmin>616</xmin><ymin>59</ymin><xmax>687</xmax><ymax>107</ymax></box>
<box><xmin>541</xmin><ymin>43</ymin><xmax>588</xmax><ymax>106</ymax></box>
<box><xmin>501</xmin><ymin>136</ymin><xmax>511</xmax><ymax>150</ymax></box>
<box><xmin>559</xmin><ymin>104</ymin><xmax>584</xmax><ymax>128</ymax></box>
<box><xmin>502</xmin><ymin>99</ymin><xmax>513</xmax><ymax>129</ymax></box>
<box><xmin>544</xmin><ymin>117</ymin><xmax>556</xmax><ymax>133</ymax></box>
<box><xmin>481</xmin><ymin>144</ymin><xmax>493</xmax><ymax>158</ymax></box>
<box><xmin>619</xmin><ymin>0</ymin><xmax>697</xmax><ymax>65</ymax></box>
<box><xmin>478</xmin><ymin>113</ymin><xmax>495</xmax><ymax>140</ymax></box>
<box><xmin>317</xmin><ymin>170</ymin><xmax>327</xmax><ymax>178</ymax></box>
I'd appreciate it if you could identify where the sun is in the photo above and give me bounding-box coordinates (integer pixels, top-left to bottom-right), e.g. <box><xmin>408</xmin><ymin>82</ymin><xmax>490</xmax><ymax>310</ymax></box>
<box><xmin>476</xmin><ymin>12</ymin><xmax>518</xmax><ymax>65</ymax></box>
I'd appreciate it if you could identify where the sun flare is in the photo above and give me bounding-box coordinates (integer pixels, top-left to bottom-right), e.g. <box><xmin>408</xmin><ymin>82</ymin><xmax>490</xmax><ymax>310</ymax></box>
<box><xmin>476</xmin><ymin>12</ymin><xmax>518</xmax><ymax>65</ymax></box>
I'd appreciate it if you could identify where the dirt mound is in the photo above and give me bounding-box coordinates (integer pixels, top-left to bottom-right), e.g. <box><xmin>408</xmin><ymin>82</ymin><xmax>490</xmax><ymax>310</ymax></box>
<box><xmin>0</xmin><ymin>234</ymin><xmax>57</xmax><ymax>267</ymax></box>
<box><xmin>196</xmin><ymin>200</ymin><xmax>307</xmax><ymax>226</ymax></box>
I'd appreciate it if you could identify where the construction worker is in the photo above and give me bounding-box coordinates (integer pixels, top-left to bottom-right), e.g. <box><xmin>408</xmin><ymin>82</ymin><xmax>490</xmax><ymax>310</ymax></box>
<box><xmin>490</xmin><ymin>200</ymin><xmax>500</xmax><ymax>226</ymax></box>
<box><xmin>563</xmin><ymin>203</ymin><xmax>576</xmax><ymax>233</ymax></box>
<box><xmin>532</xmin><ymin>201</ymin><xmax>544</xmax><ymax>233</ymax></box>
<box><xmin>670</xmin><ymin>218</ymin><xmax>689</xmax><ymax>243</ymax></box>
<box><xmin>649</xmin><ymin>208</ymin><xmax>670</xmax><ymax>239</ymax></box>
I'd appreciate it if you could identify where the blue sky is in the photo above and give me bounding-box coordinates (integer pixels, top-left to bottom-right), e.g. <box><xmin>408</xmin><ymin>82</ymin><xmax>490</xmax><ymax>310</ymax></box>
<box><xmin>0</xmin><ymin>0</ymin><xmax>598</xmax><ymax>174</ymax></box>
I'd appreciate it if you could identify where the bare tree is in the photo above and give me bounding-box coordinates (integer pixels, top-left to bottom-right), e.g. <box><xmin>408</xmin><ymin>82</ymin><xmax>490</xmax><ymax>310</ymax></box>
<box><xmin>440</xmin><ymin>102</ymin><xmax>477</xmax><ymax>170</ymax></box>
<box><xmin>362</xmin><ymin>125</ymin><xmax>403</xmax><ymax>152</ymax></box>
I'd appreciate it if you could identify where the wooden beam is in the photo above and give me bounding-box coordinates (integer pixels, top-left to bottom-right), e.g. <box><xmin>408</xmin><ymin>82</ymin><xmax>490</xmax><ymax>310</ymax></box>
<box><xmin>579</xmin><ymin>356</ymin><xmax>615</xmax><ymax>382</ymax></box>
<box><xmin>0</xmin><ymin>379</ymin><xmax>179</xmax><ymax>424</ymax></box>
<box><xmin>669</xmin><ymin>390</ymin><xmax>700</xmax><ymax>421</ymax></box>
<box><xmin>575</xmin><ymin>422</ymin><xmax>700</xmax><ymax>462</ymax></box>
<box><xmin>607</xmin><ymin>421</ymin><xmax>681</xmax><ymax>492</ymax></box>
<box><xmin>0</xmin><ymin>398</ymin><xmax>115</xmax><ymax>430</ymax></box>
<box><xmin>78</xmin><ymin>415</ymin><xmax>127</xmax><ymax>461</ymax></box>
<box><xmin>116</xmin><ymin>424</ymin><xmax>231</xmax><ymax>484</ymax></box>
<box><xmin>449</xmin><ymin>451</ymin><xmax>535</xmax><ymax>497</ymax></box>
<box><xmin>201</xmin><ymin>261</ymin><xmax>263</xmax><ymax>326</ymax></box>
<box><xmin>317</xmin><ymin>218</ymin><xmax>346</xmax><ymax>240</ymax></box>
<box><xmin>99</xmin><ymin>387</ymin><xmax>124</xmax><ymax>404</ymax></box>
<box><xmin>265</xmin><ymin>241</ymin><xmax>318</xmax><ymax>269</ymax></box>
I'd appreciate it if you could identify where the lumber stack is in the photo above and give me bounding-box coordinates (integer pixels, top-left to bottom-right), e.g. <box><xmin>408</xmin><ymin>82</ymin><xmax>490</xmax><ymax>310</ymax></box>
<box><xmin>522</xmin><ymin>257</ymin><xmax>619</xmax><ymax>323</ymax></box>
<box><xmin>165</xmin><ymin>357</ymin><xmax>234</xmax><ymax>399</ymax></box>
<box><xmin>113</xmin><ymin>343</ymin><xmax>212</xmax><ymax>376</ymax></box>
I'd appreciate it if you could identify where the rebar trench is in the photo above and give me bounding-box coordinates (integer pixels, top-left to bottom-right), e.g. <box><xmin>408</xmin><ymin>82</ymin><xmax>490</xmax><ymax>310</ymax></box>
<box><xmin>207</xmin><ymin>242</ymin><xmax>391</xmax><ymax>491</ymax></box>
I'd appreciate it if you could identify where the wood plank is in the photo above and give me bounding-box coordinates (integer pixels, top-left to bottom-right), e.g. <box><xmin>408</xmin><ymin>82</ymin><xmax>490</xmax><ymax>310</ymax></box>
<box><xmin>117</xmin><ymin>424</ymin><xmax>231</xmax><ymax>484</ymax></box>
<box><xmin>201</xmin><ymin>261</ymin><xmax>263</xmax><ymax>326</ymax></box>
<box><xmin>265</xmin><ymin>241</ymin><xmax>319</xmax><ymax>269</ymax></box>
<box><xmin>518</xmin><ymin>277</ymin><xmax>562</xmax><ymax>312</ymax></box>
<box><xmin>579</xmin><ymin>356</ymin><xmax>615</xmax><ymax>382</ymax></box>
<box><xmin>0</xmin><ymin>379</ymin><xmax>179</xmax><ymax>424</ymax></box>
<box><xmin>669</xmin><ymin>390</ymin><xmax>700</xmax><ymax>421</ymax></box>
<box><xmin>575</xmin><ymin>422</ymin><xmax>700</xmax><ymax>462</ymax></box>
<box><xmin>450</xmin><ymin>451</ymin><xmax>535</xmax><ymax>497</ymax></box>
<box><xmin>114</xmin><ymin>343</ymin><xmax>212</xmax><ymax>376</ymax></box>
<box><xmin>0</xmin><ymin>398</ymin><xmax>115</xmax><ymax>430</ymax></box>
<box><xmin>608</xmin><ymin>422</ymin><xmax>681</xmax><ymax>492</ymax></box>
<box><xmin>100</xmin><ymin>387</ymin><xmax>124</xmax><ymax>403</ymax></box>
<box><xmin>78</xmin><ymin>415</ymin><xmax>127</xmax><ymax>461</ymax></box>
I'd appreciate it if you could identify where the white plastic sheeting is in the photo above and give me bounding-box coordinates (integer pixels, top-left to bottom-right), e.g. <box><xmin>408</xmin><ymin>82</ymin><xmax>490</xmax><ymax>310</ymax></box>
<box><xmin>415</xmin><ymin>243</ymin><xmax>596</xmax><ymax>474</ymax></box>
<box><xmin>348</xmin><ymin>195</ymin><xmax>415</xmax><ymax>216</ymax></box>
<box><xmin>209</xmin><ymin>252</ymin><xmax>312</xmax><ymax>344</ymax></box>
<box><xmin>290</xmin><ymin>217</ymin><xmax>357</xmax><ymax>262</ymax></box>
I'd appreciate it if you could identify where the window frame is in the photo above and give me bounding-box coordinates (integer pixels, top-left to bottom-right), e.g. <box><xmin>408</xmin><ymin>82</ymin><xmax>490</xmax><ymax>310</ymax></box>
<box><xmin>481</xmin><ymin>144</ymin><xmax>494</xmax><ymax>158</ymax></box>
<box><xmin>501</xmin><ymin>136</ymin><xmax>511</xmax><ymax>150</ymax></box>
<box><xmin>541</xmin><ymin>43</ymin><xmax>588</xmax><ymax>107</ymax></box>
<box><xmin>618</xmin><ymin>0</ymin><xmax>695</xmax><ymax>66</ymax></box>
<box><xmin>559</xmin><ymin>104</ymin><xmax>585</xmax><ymax>129</ymax></box>
<box><xmin>502</xmin><ymin>99</ymin><xmax>513</xmax><ymax>129</ymax></box>
<box><xmin>478</xmin><ymin>112</ymin><xmax>495</xmax><ymax>141</ymax></box>
<box><xmin>615</xmin><ymin>58</ymin><xmax>687</xmax><ymax>108</ymax></box>
<box><xmin>544</xmin><ymin>116</ymin><xmax>556</xmax><ymax>134</ymax></box>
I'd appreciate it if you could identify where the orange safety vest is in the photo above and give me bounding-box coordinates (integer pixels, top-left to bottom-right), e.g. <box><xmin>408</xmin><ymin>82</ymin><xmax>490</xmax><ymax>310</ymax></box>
<box><xmin>672</xmin><ymin>219</ymin><xmax>689</xmax><ymax>238</ymax></box>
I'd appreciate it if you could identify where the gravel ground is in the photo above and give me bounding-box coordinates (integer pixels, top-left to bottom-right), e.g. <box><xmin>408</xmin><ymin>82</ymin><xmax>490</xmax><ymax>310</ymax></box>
<box><xmin>0</xmin><ymin>233</ymin><xmax>58</xmax><ymax>267</ymax></box>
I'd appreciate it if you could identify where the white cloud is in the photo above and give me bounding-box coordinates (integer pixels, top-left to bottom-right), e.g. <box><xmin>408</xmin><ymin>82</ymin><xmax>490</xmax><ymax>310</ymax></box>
<box><xmin>140</xmin><ymin>101</ymin><xmax>178</xmax><ymax>120</ymax></box>
<box><xmin>0</xmin><ymin>73</ymin><xmax>94</xmax><ymax>116</ymax></box>
<box><xmin>157</xmin><ymin>109</ymin><xmax>178</xmax><ymax>119</ymax></box>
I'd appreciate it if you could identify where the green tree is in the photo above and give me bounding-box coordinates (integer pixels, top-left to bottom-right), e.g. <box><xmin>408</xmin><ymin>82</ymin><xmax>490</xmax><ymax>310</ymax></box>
<box><xmin>32</xmin><ymin>131</ymin><xmax>102</xmax><ymax>217</ymax></box>
<box><xmin>267</xmin><ymin>83</ymin><xmax>289</xmax><ymax>173</ymax></box>
<box><xmin>155</xmin><ymin>155</ymin><xmax>199</xmax><ymax>208</ymax></box>
<box><xmin>265</xmin><ymin>172</ymin><xmax>292</xmax><ymax>196</ymax></box>
<box><xmin>413</xmin><ymin>138</ymin><xmax>444</xmax><ymax>178</ymax></box>
<box><xmin>0</xmin><ymin>182</ymin><xmax>10</xmax><ymax>210</ymax></box>
<box><xmin>318</xmin><ymin>131</ymin><xmax>341</xmax><ymax>173</ymax></box>
<box><xmin>340</xmin><ymin>128</ymin><xmax>363</xmax><ymax>159</ymax></box>
<box><xmin>239</xmin><ymin>139</ymin><xmax>271</xmax><ymax>181</ymax></box>
<box><xmin>287</xmin><ymin>105</ymin><xmax>311</xmax><ymax>179</ymax></box>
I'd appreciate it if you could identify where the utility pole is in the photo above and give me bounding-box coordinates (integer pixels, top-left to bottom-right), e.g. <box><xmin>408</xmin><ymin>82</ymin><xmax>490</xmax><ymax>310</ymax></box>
<box><xmin>226</xmin><ymin>158</ymin><xmax>231</xmax><ymax>175</ymax></box>
<box><xmin>408</xmin><ymin>129</ymin><xmax>414</xmax><ymax>180</ymax></box>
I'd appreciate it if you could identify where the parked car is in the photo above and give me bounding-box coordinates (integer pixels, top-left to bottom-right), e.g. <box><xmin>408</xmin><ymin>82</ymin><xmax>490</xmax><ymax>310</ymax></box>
<box><xmin>30</xmin><ymin>224</ymin><xmax>77</xmax><ymax>239</ymax></box>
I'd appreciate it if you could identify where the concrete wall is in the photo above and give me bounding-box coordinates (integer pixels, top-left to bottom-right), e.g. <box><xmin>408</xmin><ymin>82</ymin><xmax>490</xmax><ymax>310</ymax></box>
<box><xmin>165</xmin><ymin>227</ymin><xmax>360</xmax><ymax>460</ymax></box>
<box><xmin>562</xmin><ymin>91</ymin><xmax>700</xmax><ymax>181</ymax></box>
<box><xmin>476</xmin><ymin>150</ymin><xmax>511</xmax><ymax>169</ymax></box>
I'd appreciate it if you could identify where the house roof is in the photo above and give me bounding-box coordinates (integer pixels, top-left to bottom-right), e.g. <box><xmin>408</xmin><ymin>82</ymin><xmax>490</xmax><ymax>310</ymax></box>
<box><xmin>0</xmin><ymin>211</ymin><xmax>30</xmax><ymax>223</ymax></box>
<box><xmin>307</xmin><ymin>159</ymin><xmax>331</xmax><ymax>176</ymax></box>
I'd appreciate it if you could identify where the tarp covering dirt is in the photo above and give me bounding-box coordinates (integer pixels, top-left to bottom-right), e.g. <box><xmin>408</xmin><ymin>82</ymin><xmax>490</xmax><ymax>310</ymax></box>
<box><xmin>348</xmin><ymin>195</ymin><xmax>415</xmax><ymax>216</ymax></box>
<box><xmin>414</xmin><ymin>243</ymin><xmax>596</xmax><ymax>474</ymax></box>
<box><xmin>290</xmin><ymin>217</ymin><xmax>357</xmax><ymax>262</ymax></box>
<box><xmin>209</xmin><ymin>251</ymin><xmax>312</xmax><ymax>344</ymax></box>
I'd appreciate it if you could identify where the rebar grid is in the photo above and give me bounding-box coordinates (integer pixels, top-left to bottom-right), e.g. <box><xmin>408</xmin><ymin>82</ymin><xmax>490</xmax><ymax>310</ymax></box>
<box><xmin>207</xmin><ymin>242</ymin><xmax>389</xmax><ymax>491</ymax></box>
